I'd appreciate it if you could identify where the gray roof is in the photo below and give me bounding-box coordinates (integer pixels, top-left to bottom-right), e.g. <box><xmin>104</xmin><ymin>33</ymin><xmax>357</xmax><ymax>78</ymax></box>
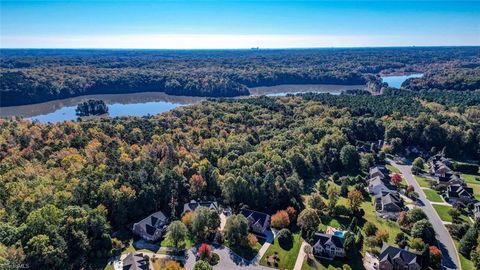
<box><xmin>313</xmin><ymin>232</ymin><xmax>344</xmax><ymax>249</ymax></box>
<box><xmin>122</xmin><ymin>253</ymin><xmax>149</xmax><ymax>270</ymax></box>
<box><xmin>380</xmin><ymin>244</ymin><xmax>422</xmax><ymax>267</ymax></box>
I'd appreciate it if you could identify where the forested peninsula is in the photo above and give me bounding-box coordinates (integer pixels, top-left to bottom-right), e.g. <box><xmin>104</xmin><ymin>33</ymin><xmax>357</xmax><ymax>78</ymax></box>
<box><xmin>1</xmin><ymin>47</ymin><xmax>479</xmax><ymax>106</ymax></box>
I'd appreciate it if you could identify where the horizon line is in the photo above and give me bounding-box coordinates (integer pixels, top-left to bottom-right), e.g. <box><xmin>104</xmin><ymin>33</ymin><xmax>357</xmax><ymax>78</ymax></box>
<box><xmin>2</xmin><ymin>45</ymin><xmax>480</xmax><ymax>50</ymax></box>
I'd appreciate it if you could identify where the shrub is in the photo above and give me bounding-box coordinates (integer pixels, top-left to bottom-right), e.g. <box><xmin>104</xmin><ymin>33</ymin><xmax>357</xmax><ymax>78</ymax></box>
<box><xmin>277</xmin><ymin>228</ymin><xmax>293</xmax><ymax>249</ymax></box>
<box><xmin>246</xmin><ymin>233</ymin><xmax>258</xmax><ymax>248</ymax></box>
<box><xmin>363</xmin><ymin>222</ymin><xmax>378</xmax><ymax>237</ymax></box>
<box><xmin>374</xmin><ymin>229</ymin><xmax>389</xmax><ymax>244</ymax></box>
<box><xmin>271</xmin><ymin>210</ymin><xmax>290</xmax><ymax>229</ymax></box>
<box><xmin>209</xmin><ymin>252</ymin><xmax>220</xmax><ymax>266</ymax></box>
<box><xmin>194</xmin><ymin>260</ymin><xmax>212</xmax><ymax>270</ymax></box>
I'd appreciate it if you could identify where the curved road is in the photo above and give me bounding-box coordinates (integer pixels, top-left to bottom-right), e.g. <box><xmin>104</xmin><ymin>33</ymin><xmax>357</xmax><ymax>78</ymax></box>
<box><xmin>389</xmin><ymin>161</ymin><xmax>460</xmax><ymax>270</ymax></box>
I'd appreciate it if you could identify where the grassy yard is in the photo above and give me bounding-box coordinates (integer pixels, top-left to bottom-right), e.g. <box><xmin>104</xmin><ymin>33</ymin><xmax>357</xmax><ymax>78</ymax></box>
<box><xmin>160</xmin><ymin>235</ymin><xmax>195</xmax><ymax>249</ymax></box>
<box><xmin>454</xmin><ymin>240</ymin><xmax>475</xmax><ymax>270</ymax></box>
<box><xmin>260</xmin><ymin>232</ymin><xmax>302</xmax><ymax>270</ymax></box>
<box><xmin>422</xmin><ymin>189</ymin><xmax>444</xmax><ymax>203</ymax></box>
<box><xmin>227</xmin><ymin>238</ymin><xmax>264</xmax><ymax>261</ymax></box>
<box><xmin>361</xmin><ymin>200</ymin><xmax>402</xmax><ymax>245</ymax></box>
<box><xmin>301</xmin><ymin>252</ymin><xmax>364</xmax><ymax>270</ymax></box>
<box><xmin>461</xmin><ymin>173</ymin><xmax>480</xmax><ymax>200</ymax></box>
<box><xmin>414</xmin><ymin>176</ymin><xmax>431</xmax><ymax>188</ymax></box>
<box><xmin>432</xmin><ymin>204</ymin><xmax>470</xmax><ymax>223</ymax></box>
<box><xmin>386</xmin><ymin>164</ymin><xmax>400</xmax><ymax>173</ymax></box>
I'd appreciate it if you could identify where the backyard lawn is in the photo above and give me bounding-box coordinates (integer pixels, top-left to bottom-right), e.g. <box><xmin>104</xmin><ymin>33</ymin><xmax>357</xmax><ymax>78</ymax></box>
<box><xmin>414</xmin><ymin>176</ymin><xmax>431</xmax><ymax>188</ymax></box>
<box><xmin>260</xmin><ymin>232</ymin><xmax>302</xmax><ymax>270</ymax></box>
<box><xmin>461</xmin><ymin>173</ymin><xmax>480</xmax><ymax>200</ymax></box>
<box><xmin>422</xmin><ymin>189</ymin><xmax>444</xmax><ymax>203</ymax></box>
<box><xmin>361</xmin><ymin>201</ymin><xmax>402</xmax><ymax>245</ymax></box>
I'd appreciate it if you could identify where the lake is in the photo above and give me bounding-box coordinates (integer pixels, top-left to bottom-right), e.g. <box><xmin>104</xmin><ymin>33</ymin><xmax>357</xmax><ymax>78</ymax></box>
<box><xmin>0</xmin><ymin>84</ymin><xmax>366</xmax><ymax>123</ymax></box>
<box><xmin>381</xmin><ymin>73</ymin><xmax>423</xmax><ymax>88</ymax></box>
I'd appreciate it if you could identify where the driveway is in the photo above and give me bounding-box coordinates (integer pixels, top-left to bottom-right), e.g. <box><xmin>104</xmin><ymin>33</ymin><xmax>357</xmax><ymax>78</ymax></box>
<box><xmin>389</xmin><ymin>160</ymin><xmax>460</xmax><ymax>270</ymax></box>
<box><xmin>184</xmin><ymin>240</ymin><xmax>276</xmax><ymax>270</ymax></box>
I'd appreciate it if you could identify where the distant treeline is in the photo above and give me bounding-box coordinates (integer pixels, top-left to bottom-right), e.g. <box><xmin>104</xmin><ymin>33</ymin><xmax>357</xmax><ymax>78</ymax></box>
<box><xmin>1</xmin><ymin>47</ymin><xmax>479</xmax><ymax>106</ymax></box>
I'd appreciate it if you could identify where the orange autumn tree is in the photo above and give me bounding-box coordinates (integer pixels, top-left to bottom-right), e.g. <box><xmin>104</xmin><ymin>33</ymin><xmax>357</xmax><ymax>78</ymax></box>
<box><xmin>271</xmin><ymin>210</ymin><xmax>290</xmax><ymax>229</ymax></box>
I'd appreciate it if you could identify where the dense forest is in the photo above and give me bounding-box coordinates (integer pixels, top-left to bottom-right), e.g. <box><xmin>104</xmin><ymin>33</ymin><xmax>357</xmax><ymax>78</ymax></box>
<box><xmin>1</xmin><ymin>47</ymin><xmax>479</xmax><ymax>106</ymax></box>
<box><xmin>0</xmin><ymin>89</ymin><xmax>479</xmax><ymax>269</ymax></box>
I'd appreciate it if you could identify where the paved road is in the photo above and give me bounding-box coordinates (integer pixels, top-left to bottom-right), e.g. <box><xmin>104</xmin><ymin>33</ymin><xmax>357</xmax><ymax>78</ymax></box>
<box><xmin>389</xmin><ymin>161</ymin><xmax>460</xmax><ymax>270</ymax></box>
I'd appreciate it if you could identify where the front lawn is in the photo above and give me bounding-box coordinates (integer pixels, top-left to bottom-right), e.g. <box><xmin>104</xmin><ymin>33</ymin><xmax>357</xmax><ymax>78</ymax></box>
<box><xmin>301</xmin><ymin>252</ymin><xmax>364</xmax><ymax>270</ymax></box>
<box><xmin>227</xmin><ymin>238</ymin><xmax>264</xmax><ymax>261</ymax></box>
<box><xmin>160</xmin><ymin>235</ymin><xmax>194</xmax><ymax>249</ymax></box>
<box><xmin>422</xmin><ymin>189</ymin><xmax>443</xmax><ymax>203</ymax></box>
<box><xmin>386</xmin><ymin>164</ymin><xmax>400</xmax><ymax>173</ymax></box>
<box><xmin>260</xmin><ymin>232</ymin><xmax>302</xmax><ymax>270</ymax></box>
<box><xmin>414</xmin><ymin>176</ymin><xmax>430</xmax><ymax>188</ymax></box>
<box><xmin>432</xmin><ymin>204</ymin><xmax>470</xmax><ymax>223</ymax></box>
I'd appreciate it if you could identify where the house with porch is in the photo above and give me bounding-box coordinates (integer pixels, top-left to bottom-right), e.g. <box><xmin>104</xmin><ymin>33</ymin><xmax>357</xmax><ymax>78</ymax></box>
<box><xmin>312</xmin><ymin>232</ymin><xmax>346</xmax><ymax>259</ymax></box>
<box><xmin>375</xmin><ymin>191</ymin><xmax>405</xmax><ymax>220</ymax></box>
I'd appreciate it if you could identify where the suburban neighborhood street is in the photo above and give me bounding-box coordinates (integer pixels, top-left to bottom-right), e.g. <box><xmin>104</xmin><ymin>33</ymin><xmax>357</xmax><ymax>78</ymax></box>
<box><xmin>389</xmin><ymin>161</ymin><xmax>460</xmax><ymax>270</ymax></box>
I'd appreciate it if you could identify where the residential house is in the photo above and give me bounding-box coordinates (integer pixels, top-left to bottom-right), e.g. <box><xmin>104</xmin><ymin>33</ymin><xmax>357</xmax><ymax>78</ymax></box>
<box><xmin>379</xmin><ymin>243</ymin><xmax>422</xmax><ymax>270</ymax></box>
<box><xmin>239</xmin><ymin>209</ymin><xmax>270</xmax><ymax>235</ymax></box>
<box><xmin>370</xmin><ymin>166</ymin><xmax>387</xmax><ymax>179</ymax></box>
<box><xmin>182</xmin><ymin>200</ymin><xmax>219</xmax><ymax>215</ymax></box>
<box><xmin>368</xmin><ymin>176</ymin><xmax>396</xmax><ymax>196</ymax></box>
<box><xmin>121</xmin><ymin>252</ymin><xmax>149</xmax><ymax>270</ymax></box>
<box><xmin>312</xmin><ymin>232</ymin><xmax>345</xmax><ymax>259</ymax></box>
<box><xmin>132</xmin><ymin>211</ymin><xmax>169</xmax><ymax>242</ymax></box>
<box><xmin>435</xmin><ymin>173</ymin><xmax>464</xmax><ymax>187</ymax></box>
<box><xmin>375</xmin><ymin>191</ymin><xmax>405</xmax><ymax>220</ymax></box>
<box><xmin>445</xmin><ymin>184</ymin><xmax>474</xmax><ymax>204</ymax></box>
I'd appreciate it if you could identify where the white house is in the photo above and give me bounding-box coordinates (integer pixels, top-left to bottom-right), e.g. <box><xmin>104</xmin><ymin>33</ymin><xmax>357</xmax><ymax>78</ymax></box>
<box><xmin>312</xmin><ymin>232</ymin><xmax>345</xmax><ymax>259</ymax></box>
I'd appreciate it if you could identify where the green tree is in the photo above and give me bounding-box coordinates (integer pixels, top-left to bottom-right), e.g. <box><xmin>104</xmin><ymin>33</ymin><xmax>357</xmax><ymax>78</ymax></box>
<box><xmin>412</xmin><ymin>157</ymin><xmax>425</xmax><ymax>174</ymax></box>
<box><xmin>224</xmin><ymin>214</ymin><xmax>248</xmax><ymax>246</ymax></box>
<box><xmin>459</xmin><ymin>225</ymin><xmax>478</xmax><ymax>256</ymax></box>
<box><xmin>297</xmin><ymin>209</ymin><xmax>320</xmax><ymax>234</ymax></box>
<box><xmin>191</xmin><ymin>207</ymin><xmax>220</xmax><ymax>243</ymax></box>
<box><xmin>194</xmin><ymin>260</ymin><xmax>213</xmax><ymax>270</ymax></box>
<box><xmin>166</xmin><ymin>221</ymin><xmax>188</xmax><ymax>251</ymax></box>
<box><xmin>411</xmin><ymin>220</ymin><xmax>435</xmax><ymax>244</ymax></box>
<box><xmin>340</xmin><ymin>145</ymin><xmax>360</xmax><ymax>171</ymax></box>
<box><xmin>25</xmin><ymin>234</ymin><xmax>67</xmax><ymax>269</ymax></box>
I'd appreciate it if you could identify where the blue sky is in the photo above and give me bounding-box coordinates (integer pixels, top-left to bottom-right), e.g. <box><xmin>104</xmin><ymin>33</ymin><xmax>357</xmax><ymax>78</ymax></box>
<box><xmin>1</xmin><ymin>0</ymin><xmax>479</xmax><ymax>48</ymax></box>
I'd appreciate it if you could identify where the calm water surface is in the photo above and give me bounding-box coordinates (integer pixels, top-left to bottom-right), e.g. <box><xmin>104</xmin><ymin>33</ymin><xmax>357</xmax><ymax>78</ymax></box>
<box><xmin>0</xmin><ymin>84</ymin><xmax>366</xmax><ymax>123</ymax></box>
<box><xmin>381</xmin><ymin>73</ymin><xmax>423</xmax><ymax>88</ymax></box>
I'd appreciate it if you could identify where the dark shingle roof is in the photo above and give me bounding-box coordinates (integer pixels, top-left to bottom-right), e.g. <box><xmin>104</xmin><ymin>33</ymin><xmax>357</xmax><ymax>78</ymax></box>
<box><xmin>122</xmin><ymin>253</ymin><xmax>149</xmax><ymax>270</ymax></box>
<box><xmin>313</xmin><ymin>232</ymin><xmax>344</xmax><ymax>249</ymax></box>
<box><xmin>380</xmin><ymin>244</ymin><xmax>421</xmax><ymax>267</ymax></box>
<box><xmin>240</xmin><ymin>209</ymin><xmax>269</xmax><ymax>227</ymax></box>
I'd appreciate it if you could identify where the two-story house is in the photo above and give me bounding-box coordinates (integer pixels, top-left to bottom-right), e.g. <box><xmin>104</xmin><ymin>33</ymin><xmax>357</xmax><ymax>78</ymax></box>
<box><xmin>312</xmin><ymin>232</ymin><xmax>345</xmax><ymax>259</ymax></box>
